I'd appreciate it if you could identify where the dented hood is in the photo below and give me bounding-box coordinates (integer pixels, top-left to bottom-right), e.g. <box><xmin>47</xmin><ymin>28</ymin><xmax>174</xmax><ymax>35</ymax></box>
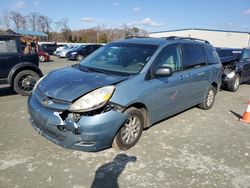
<box><xmin>38</xmin><ymin>67</ymin><xmax>127</xmax><ymax>102</ymax></box>
<box><xmin>220</xmin><ymin>56</ymin><xmax>238</xmax><ymax>64</ymax></box>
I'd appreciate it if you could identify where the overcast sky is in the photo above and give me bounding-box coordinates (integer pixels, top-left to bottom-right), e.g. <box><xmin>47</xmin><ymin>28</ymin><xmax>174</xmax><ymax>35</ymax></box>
<box><xmin>1</xmin><ymin>0</ymin><xmax>250</xmax><ymax>32</ymax></box>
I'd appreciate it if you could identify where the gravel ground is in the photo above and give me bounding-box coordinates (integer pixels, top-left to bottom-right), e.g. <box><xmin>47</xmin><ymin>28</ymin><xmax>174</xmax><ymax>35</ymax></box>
<box><xmin>0</xmin><ymin>56</ymin><xmax>250</xmax><ymax>188</ymax></box>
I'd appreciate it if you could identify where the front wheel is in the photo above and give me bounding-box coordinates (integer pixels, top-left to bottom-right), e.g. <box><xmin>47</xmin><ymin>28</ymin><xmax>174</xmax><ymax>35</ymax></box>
<box><xmin>13</xmin><ymin>70</ymin><xmax>40</xmax><ymax>96</ymax></box>
<box><xmin>198</xmin><ymin>86</ymin><xmax>216</xmax><ymax>110</ymax></box>
<box><xmin>112</xmin><ymin>107</ymin><xmax>144</xmax><ymax>150</ymax></box>
<box><xmin>227</xmin><ymin>74</ymin><xmax>240</xmax><ymax>92</ymax></box>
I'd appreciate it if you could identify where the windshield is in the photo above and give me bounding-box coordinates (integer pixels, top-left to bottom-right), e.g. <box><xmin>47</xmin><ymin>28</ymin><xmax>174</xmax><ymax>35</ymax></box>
<box><xmin>79</xmin><ymin>43</ymin><xmax>158</xmax><ymax>75</ymax></box>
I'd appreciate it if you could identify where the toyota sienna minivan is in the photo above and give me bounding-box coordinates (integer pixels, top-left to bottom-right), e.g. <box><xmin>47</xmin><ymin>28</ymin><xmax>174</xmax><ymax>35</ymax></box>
<box><xmin>28</xmin><ymin>36</ymin><xmax>222</xmax><ymax>152</ymax></box>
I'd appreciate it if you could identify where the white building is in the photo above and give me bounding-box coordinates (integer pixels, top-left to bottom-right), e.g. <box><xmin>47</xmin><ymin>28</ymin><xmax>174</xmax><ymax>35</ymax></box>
<box><xmin>149</xmin><ymin>28</ymin><xmax>250</xmax><ymax>48</ymax></box>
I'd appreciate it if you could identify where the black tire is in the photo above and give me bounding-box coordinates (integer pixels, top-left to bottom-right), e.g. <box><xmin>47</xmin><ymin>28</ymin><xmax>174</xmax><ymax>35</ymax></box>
<box><xmin>227</xmin><ymin>74</ymin><xmax>240</xmax><ymax>92</ymax></box>
<box><xmin>76</xmin><ymin>55</ymin><xmax>83</xmax><ymax>61</ymax></box>
<box><xmin>112</xmin><ymin>107</ymin><xmax>144</xmax><ymax>150</ymax></box>
<box><xmin>13</xmin><ymin>70</ymin><xmax>40</xmax><ymax>96</ymax></box>
<box><xmin>198</xmin><ymin>85</ymin><xmax>216</xmax><ymax>110</ymax></box>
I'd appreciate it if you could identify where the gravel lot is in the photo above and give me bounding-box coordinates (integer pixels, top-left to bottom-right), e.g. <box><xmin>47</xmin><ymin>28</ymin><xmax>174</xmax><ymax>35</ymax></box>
<box><xmin>0</xmin><ymin>56</ymin><xmax>250</xmax><ymax>188</ymax></box>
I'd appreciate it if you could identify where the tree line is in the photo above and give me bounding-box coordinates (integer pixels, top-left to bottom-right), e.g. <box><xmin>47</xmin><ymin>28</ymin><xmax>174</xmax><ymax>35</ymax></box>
<box><xmin>0</xmin><ymin>11</ymin><xmax>148</xmax><ymax>43</ymax></box>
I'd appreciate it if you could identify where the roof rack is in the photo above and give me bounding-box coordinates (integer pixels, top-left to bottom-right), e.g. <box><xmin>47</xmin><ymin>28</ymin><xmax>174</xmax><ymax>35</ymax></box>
<box><xmin>124</xmin><ymin>36</ymin><xmax>151</xmax><ymax>39</ymax></box>
<box><xmin>165</xmin><ymin>36</ymin><xmax>210</xmax><ymax>44</ymax></box>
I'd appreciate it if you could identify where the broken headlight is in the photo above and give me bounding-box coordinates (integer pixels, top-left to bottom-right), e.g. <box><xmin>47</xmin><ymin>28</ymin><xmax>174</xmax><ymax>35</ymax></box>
<box><xmin>69</xmin><ymin>86</ymin><xmax>115</xmax><ymax>112</ymax></box>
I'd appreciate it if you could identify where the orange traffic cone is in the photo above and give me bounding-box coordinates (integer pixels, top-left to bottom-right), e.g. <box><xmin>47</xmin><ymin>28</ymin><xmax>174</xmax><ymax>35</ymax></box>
<box><xmin>240</xmin><ymin>101</ymin><xmax>250</xmax><ymax>123</ymax></box>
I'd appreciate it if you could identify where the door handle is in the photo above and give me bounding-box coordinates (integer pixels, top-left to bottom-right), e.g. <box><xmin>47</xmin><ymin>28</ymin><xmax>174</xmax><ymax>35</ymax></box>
<box><xmin>197</xmin><ymin>72</ymin><xmax>205</xmax><ymax>76</ymax></box>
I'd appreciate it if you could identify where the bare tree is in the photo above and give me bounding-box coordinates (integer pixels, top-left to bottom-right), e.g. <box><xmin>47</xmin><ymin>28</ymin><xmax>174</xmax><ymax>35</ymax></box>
<box><xmin>55</xmin><ymin>18</ymin><xmax>71</xmax><ymax>41</ymax></box>
<box><xmin>10</xmin><ymin>11</ymin><xmax>27</xmax><ymax>30</ymax></box>
<box><xmin>3</xmin><ymin>11</ymin><xmax>11</xmax><ymax>29</ymax></box>
<box><xmin>28</xmin><ymin>12</ymin><xmax>39</xmax><ymax>31</ymax></box>
<box><xmin>37</xmin><ymin>15</ymin><xmax>52</xmax><ymax>33</ymax></box>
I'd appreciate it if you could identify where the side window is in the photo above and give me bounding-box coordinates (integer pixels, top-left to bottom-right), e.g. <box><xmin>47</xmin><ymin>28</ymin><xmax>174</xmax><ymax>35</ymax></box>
<box><xmin>182</xmin><ymin>43</ymin><xmax>206</xmax><ymax>69</ymax></box>
<box><xmin>154</xmin><ymin>44</ymin><xmax>182</xmax><ymax>72</ymax></box>
<box><xmin>204</xmin><ymin>45</ymin><xmax>220</xmax><ymax>64</ymax></box>
<box><xmin>0</xmin><ymin>39</ymin><xmax>18</xmax><ymax>53</ymax></box>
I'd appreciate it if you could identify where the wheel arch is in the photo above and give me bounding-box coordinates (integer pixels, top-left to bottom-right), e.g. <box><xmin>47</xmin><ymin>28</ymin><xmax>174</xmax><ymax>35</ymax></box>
<box><xmin>125</xmin><ymin>102</ymin><xmax>150</xmax><ymax>129</ymax></box>
<box><xmin>211</xmin><ymin>82</ymin><xmax>218</xmax><ymax>93</ymax></box>
<box><xmin>8</xmin><ymin>63</ymin><xmax>43</xmax><ymax>86</ymax></box>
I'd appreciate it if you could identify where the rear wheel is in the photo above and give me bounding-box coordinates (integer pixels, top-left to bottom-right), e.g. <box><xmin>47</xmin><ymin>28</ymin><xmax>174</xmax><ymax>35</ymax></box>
<box><xmin>76</xmin><ymin>55</ymin><xmax>83</xmax><ymax>61</ymax></box>
<box><xmin>198</xmin><ymin>85</ymin><xmax>216</xmax><ymax>110</ymax></box>
<box><xmin>112</xmin><ymin>107</ymin><xmax>144</xmax><ymax>150</ymax></box>
<box><xmin>13</xmin><ymin>70</ymin><xmax>40</xmax><ymax>96</ymax></box>
<box><xmin>227</xmin><ymin>74</ymin><xmax>240</xmax><ymax>92</ymax></box>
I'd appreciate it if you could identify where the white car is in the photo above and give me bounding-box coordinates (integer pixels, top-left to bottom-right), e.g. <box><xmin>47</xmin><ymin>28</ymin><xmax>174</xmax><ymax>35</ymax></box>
<box><xmin>54</xmin><ymin>44</ymin><xmax>70</xmax><ymax>56</ymax></box>
<box><xmin>58</xmin><ymin>45</ymin><xmax>79</xmax><ymax>58</ymax></box>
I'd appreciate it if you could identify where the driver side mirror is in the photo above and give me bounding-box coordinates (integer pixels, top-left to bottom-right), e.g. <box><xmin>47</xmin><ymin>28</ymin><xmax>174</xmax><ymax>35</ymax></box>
<box><xmin>154</xmin><ymin>67</ymin><xmax>173</xmax><ymax>78</ymax></box>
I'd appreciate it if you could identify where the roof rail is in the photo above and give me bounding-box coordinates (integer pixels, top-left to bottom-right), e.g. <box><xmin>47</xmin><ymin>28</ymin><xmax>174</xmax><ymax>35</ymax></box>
<box><xmin>124</xmin><ymin>36</ymin><xmax>151</xmax><ymax>39</ymax></box>
<box><xmin>165</xmin><ymin>36</ymin><xmax>210</xmax><ymax>44</ymax></box>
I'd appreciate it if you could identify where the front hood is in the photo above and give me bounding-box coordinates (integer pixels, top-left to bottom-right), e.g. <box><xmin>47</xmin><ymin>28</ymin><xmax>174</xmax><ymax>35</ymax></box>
<box><xmin>38</xmin><ymin>67</ymin><xmax>127</xmax><ymax>102</ymax></box>
<box><xmin>220</xmin><ymin>56</ymin><xmax>238</xmax><ymax>64</ymax></box>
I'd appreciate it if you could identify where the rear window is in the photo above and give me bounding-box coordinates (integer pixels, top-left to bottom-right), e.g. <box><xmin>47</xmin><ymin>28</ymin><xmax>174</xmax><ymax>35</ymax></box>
<box><xmin>182</xmin><ymin>43</ymin><xmax>206</xmax><ymax>69</ymax></box>
<box><xmin>0</xmin><ymin>39</ymin><xmax>17</xmax><ymax>53</ymax></box>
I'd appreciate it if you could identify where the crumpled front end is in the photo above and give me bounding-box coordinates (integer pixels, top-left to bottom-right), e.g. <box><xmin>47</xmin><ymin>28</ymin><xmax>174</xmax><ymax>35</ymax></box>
<box><xmin>27</xmin><ymin>89</ymin><xmax>127</xmax><ymax>152</ymax></box>
<box><xmin>221</xmin><ymin>61</ymin><xmax>237</xmax><ymax>84</ymax></box>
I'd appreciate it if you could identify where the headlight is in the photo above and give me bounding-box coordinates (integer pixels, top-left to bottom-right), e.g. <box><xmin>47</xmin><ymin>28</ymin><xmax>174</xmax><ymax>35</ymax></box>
<box><xmin>71</xmin><ymin>52</ymin><xmax>77</xmax><ymax>55</ymax></box>
<box><xmin>226</xmin><ymin>71</ymin><xmax>235</xmax><ymax>79</ymax></box>
<box><xmin>32</xmin><ymin>75</ymin><xmax>46</xmax><ymax>92</ymax></box>
<box><xmin>69</xmin><ymin>86</ymin><xmax>115</xmax><ymax>112</ymax></box>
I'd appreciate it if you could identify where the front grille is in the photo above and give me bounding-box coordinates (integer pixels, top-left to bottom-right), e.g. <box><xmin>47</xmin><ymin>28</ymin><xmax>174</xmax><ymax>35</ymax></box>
<box><xmin>35</xmin><ymin>88</ymin><xmax>70</xmax><ymax>110</ymax></box>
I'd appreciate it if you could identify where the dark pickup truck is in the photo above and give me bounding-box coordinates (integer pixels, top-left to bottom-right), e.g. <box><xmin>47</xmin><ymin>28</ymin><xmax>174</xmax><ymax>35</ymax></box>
<box><xmin>216</xmin><ymin>48</ymin><xmax>250</xmax><ymax>92</ymax></box>
<box><xmin>0</xmin><ymin>34</ymin><xmax>43</xmax><ymax>96</ymax></box>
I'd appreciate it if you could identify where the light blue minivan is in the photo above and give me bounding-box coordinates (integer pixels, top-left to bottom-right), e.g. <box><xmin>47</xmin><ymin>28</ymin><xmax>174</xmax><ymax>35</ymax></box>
<box><xmin>28</xmin><ymin>37</ymin><xmax>222</xmax><ymax>151</ymax></box>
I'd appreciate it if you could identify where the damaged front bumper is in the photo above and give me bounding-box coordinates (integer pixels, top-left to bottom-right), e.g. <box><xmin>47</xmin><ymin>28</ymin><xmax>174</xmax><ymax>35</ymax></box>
<box><xmin>27</xmin><ymin>94</ymin><xmax>127</xmax><ymax>152</ymax></box>
<box><xmin>222</xmin><ymin>70</ymin><xmax>236</xmax><ymax>85</ymax></box>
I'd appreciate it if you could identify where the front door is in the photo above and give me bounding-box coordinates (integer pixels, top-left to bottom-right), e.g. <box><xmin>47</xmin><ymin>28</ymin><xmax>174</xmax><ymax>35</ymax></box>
<box><xmin>147</xmin><ymin>44</ymin><xmax>188</xmax><ymax>122</ymax></box>
<box><xmin>240</xmin><ymin>49</ymin><xmax>250</xmax><ymax>82</ymax></box>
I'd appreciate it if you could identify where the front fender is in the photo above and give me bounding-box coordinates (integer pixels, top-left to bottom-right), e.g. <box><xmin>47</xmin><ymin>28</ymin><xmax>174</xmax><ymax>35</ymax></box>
<box><xmin>8</xmin><ymin>62</ymin><xmax>43</xmax><ymax>86</ymax></box>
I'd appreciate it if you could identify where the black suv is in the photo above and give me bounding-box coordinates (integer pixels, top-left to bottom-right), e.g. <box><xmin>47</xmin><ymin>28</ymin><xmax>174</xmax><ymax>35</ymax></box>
<box><xmin>216</xmin><ymin>48</ymin><xmax>250</xmax><ymax>91</ymax></box>
<box><xmin>39</xmin><ymin>43</ymin><xmax>57</xmax><ymax>55</ymax></box>
<box><xmin>66</xmin><ymin>44</ymin><xmax>103</xmax><ymax>61</ymax></box>
<box><xmin>0</xmin><ymin>34</ymin><xmax>43</xmax><ymax>96</ymax></box>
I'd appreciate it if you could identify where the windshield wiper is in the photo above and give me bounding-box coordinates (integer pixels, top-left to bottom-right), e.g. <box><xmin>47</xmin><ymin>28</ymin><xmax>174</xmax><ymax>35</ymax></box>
<box><xmin>81</xmin><ymin>66</ymin><xmax>111</xmax><ymax>75</ymax></box>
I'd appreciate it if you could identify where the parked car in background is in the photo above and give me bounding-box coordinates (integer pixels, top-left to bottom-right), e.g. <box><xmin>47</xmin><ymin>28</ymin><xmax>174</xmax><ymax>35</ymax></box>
<box><xmin>28</xmin><ymin>36</ymin><xmax>222</xmax><ymax>152</ymax></box>
<box><xmin>216</xmin><ymin>47</ymin><xmax>250</xmax><ymax>91</ymax></box>
<box><xmin>38</xmin><ymin>50</ymin><xmax>50</xmax><ymax>62</ymax></box>
<box><xmin>59</xmin><ymin>45</ymin><xmax>79</xmax><ymax>58</ymax></box>
<box><xmin>39</xmin><ymin>43</ymin><xmax>57</xmax><ymax>55</ymax></box>
<box><xmin>54</xmin><ymin>44</ymin><xmax>69</xmax><ymax>56</ymax></box>
<box><xmin>67</xmin><ymin>44</ymin><xmax>103</xmax><ymax>61</ymax></box>
<box><xmin>0</xmin><ymin>34</ymin><xmax>43</xmax><ymax>95</ymax></box>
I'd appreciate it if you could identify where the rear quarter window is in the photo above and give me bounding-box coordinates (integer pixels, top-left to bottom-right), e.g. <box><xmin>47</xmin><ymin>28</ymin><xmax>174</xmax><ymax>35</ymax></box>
<box><xmin>182</xmin><ymin>43</ymin><xmax>206</xmax><ymax>69</ymax></box>
<box><xmin>204</xmin><ymin>45</ymin><xmax>221</xmax><ymax>64</ymax></box>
